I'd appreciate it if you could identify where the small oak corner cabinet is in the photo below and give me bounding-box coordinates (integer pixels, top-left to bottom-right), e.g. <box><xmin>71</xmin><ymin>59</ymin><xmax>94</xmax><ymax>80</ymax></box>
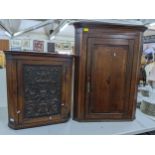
<box><xmin>73</xmin><ymin>22</ymin><xmax>147</xmax><ymax>121</ymax></box>
<box><xmin>5</xmin><ymin>51</ymin><xmax>74</xmax><ymax>129</ymax></box>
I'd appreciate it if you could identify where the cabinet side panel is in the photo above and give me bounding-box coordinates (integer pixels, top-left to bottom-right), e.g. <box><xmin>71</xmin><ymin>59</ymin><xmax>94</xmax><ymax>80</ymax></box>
<box><xmin>73</xmin><ymin>28</ymin><xmax>88</xmax><ymax>120</ymax></box>
<box><xmin>5</xmin><ymin>57</ymin><xmax>18</xmax><ymax>128</ymax></box>
<box><xmin>128</xmin><ymin>34</ymin><xmax>143</xmax><ymax>119</ymax></box>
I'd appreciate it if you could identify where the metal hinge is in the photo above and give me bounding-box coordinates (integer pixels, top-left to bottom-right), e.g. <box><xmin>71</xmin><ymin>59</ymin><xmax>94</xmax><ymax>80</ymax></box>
<box><xmin>10</xmin><ymin>118</ymin><xmax>14</xmax><ymax>122</ymax></box>
<box><xmin>87</xmin><ymin>82</ymin><xmax>91</xmax><ymax>93</ymax></box>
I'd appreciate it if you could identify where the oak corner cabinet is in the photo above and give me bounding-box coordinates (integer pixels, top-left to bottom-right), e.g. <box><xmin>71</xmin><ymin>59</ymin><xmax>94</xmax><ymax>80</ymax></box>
<box><xmin>73</xmin><ymin>22</ymin><xmax>147</xmax><ymax>121</ymax></box>
<box><xmin>5</xmin><ymin>51</ymin><xmax>73</xmax><ymax>129</ymax></box>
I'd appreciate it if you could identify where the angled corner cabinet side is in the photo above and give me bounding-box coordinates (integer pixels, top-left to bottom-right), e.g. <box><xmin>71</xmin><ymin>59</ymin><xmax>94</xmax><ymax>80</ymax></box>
<box><xmin>5</xmin><ymin>51</ymin><xmax>74</xmax><ymax>129</ymax></box>
<box><xmin>73</xmin><ymin>22</ymin><xmax>147</xmax><ymax>121</ymax></box>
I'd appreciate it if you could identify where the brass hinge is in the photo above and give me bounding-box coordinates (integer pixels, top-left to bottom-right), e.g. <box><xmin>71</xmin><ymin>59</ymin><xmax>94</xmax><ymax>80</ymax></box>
<box><xmin>87</xmin><ymin>82</ymin><xmax>91</xmax><ymax>93</ymax></box>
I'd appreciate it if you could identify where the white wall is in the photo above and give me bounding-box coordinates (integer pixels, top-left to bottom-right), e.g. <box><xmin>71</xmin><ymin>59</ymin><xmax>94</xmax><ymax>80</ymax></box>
<box><xmin>0</xmin><ymin>69</ymin><xmax>7</xmax><ymax>107</ymax></box>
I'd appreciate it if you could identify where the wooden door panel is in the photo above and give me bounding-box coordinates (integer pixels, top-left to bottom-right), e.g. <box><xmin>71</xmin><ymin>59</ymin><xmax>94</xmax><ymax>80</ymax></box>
<box><xmin>90</xmin><ymin>45</ymin><xmax>113</xmax><ymax>113</ymax></box>
<box><xmin>86</xmin><ymin>38</ymin><xmax>134</xmax><ymax>118</ymax></box>
<box><xmin>90</xmin><ymin>45</ymin><xmax>128</xmax><ymax>113</ymax></box>
<box><xmin>17</xmin><ymin>60</ymin><xmax>68</xmax><ymax>125</ymax></box>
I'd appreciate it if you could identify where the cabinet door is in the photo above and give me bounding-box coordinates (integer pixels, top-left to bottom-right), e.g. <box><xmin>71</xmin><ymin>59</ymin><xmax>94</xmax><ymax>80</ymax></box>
<box><xmin>86</xmin><ymin>38</ymin><xmax>134</xmax><ymax>119</ymax></box>
<box><xmin>16</xmin><ymin>59</ymin><xmax>71</xmax><ymax>128</ymax></box>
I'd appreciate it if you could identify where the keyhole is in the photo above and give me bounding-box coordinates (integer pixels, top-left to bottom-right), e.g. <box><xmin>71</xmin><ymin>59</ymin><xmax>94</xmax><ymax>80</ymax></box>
<box><xmin>49</xmin><ymin>116</ymin><xmax>52</xmax><ymax>120</ymax></box>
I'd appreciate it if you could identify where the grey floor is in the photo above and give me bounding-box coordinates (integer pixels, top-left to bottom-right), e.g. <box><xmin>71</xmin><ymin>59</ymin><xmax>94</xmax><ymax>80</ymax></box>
<box><xmin>1</xmin><ymin>106</ymin><xmax>155</xmax><ymax>135</ymax></box>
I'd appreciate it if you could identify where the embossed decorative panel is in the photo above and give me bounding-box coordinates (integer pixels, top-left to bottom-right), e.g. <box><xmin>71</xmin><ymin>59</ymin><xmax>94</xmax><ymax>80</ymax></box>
<box><xmin>23</xmin><ymin>65</ymin><xmax>62</xmax><ymax>118</ymax></box>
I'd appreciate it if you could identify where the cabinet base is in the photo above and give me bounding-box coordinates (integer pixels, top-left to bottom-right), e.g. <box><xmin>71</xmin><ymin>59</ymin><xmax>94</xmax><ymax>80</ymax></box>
<box><xmin>8</xmin><ymin>118</ymin><xmax>70</xmax><ymax>130</ymax></box>
<box><xmin>73</xmin><ymin>117</ymin><xmax>135</xmax><ymax>122</ymax></box>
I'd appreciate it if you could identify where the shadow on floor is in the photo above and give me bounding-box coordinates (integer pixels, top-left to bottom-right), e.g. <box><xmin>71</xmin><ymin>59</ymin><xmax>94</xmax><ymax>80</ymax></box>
<box><xmin>137</xmin><ymin>131</ymin><xmax>155</xmax><ymax>135</ymax></box>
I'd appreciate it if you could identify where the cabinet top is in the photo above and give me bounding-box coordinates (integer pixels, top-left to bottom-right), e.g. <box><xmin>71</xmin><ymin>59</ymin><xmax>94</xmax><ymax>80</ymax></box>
<box><xmin>4</xmin><ymin>51</ymin><xmax>76</xmax><ymax>58</ymax></box>
<box><xmin>74</xmin><ymin>21</ymin><xmax>147</xmax><ymax>32</ymax></box>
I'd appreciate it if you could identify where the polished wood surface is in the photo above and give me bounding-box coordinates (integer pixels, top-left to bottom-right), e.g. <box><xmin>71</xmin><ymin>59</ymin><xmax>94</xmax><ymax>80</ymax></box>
<box><xmin>89</xmin><ymin>44</ymin><xmax>127</xmax><ymax>113</ymax></box>
<box><xmin>73</xmin><ymin>22</ymin><xmax>147</xmax><ymax>121</ymax></box>
<box><xmin>5</xmin><ymin>51</ymin><xmax>74</xmax><ymax>129</ymax></box>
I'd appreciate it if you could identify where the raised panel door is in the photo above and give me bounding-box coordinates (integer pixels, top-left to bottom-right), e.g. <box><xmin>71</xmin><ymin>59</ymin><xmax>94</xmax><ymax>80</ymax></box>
<box><xmin>86</xmin><ymin>38</ymin><xmax>134</xmax><ymax>119</ymax></box>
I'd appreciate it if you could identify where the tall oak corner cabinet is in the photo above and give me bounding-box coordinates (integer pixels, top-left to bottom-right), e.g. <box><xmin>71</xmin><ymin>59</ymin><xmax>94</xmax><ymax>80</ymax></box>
<box><xmin>73</xmin><ymin>22</ymin><xmax>147</xmax><ymax>121</ymax></box>
<box><xmin>5</xmin><ymin>51</ymin><xmax>74</xmax><ymax>129</ymax></box>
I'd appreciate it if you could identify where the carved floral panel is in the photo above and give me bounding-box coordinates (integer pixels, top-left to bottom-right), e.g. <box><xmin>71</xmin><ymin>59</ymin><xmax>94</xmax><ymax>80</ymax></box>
<box><xmin>23</xmin><ymin>64</ymin><xmax>63</xmax><ymax>118</ymax></box>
